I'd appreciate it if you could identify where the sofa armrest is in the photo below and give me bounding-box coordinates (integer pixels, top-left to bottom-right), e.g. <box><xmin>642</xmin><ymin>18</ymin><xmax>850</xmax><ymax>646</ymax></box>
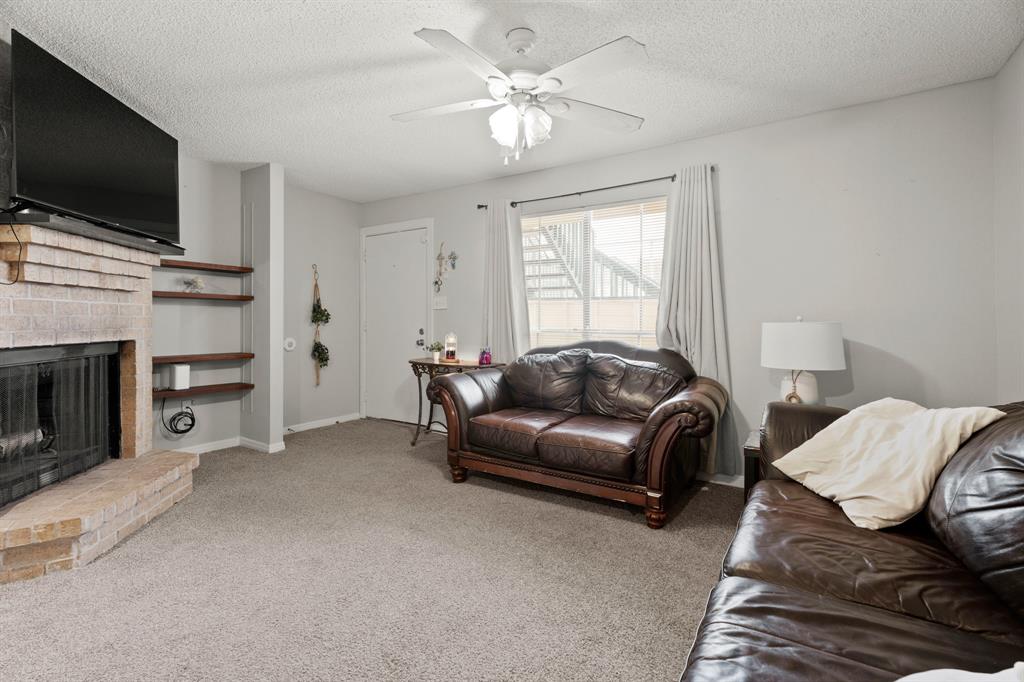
<box><xmin>427</xmin><ymin>369</ymin><xmax>509</xmax><ymax>451</ymax></box>
<box><xmin>759</xmin><ymin>401</ymin><xmax>848</xmax><ymax>480</ymax></box>
<box><xmin>637</xmin><ymin>376</ymin><xmax>729</xmax><ymax>487</ymax></box>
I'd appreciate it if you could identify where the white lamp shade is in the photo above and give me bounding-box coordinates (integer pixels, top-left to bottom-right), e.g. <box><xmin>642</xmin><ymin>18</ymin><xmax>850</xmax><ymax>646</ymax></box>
<box><xmin>761</xmin><ymin>321</ymin><xmax>846</xmax><ymax>371</ymax></box>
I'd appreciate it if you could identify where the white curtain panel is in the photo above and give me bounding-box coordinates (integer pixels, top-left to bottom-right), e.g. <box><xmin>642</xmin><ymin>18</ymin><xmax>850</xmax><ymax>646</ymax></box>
<box><xmin>481</xmin><ymin>201</ymin><xmax>530</xmax><ymax>363</ymax></box>
<box><xmin>656</xmin><ymin>164</ymin><xmax>733</xmax><ymax>473</ymax></box>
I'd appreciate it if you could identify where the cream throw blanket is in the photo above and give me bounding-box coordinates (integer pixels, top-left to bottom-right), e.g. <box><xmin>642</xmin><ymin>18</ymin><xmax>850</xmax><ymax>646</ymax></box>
<box><xmin>774</xmin><ymin>398</ymin><xmax>1005</xmax><ymax>529</ymax></box>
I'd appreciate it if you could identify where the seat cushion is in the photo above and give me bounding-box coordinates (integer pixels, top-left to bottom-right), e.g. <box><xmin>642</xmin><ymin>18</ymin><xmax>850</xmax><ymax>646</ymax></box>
<box><xmin>681</xmin><ymin>577</ymin><xmax>1024</xmax><ymax>682</ymax></box>
<box><xmin>584</xmin><ymin>353</ymin><xmax>685</xmax><ymax>421</ymax></box>
<box><xmin>503</xmin><ymin>349</ymin><xmax>590</xmax><ymax>412</ymax></box>
<box><xmin>723</xmin><ymin>480</ymin><xmax>1024</xmax><ymax>647</ymax></box>
<box><xmin>468</xmin><ymin>408</ymin><xmax>573</xmax><ymax>460</ymax></box>
<box><xmin>536</xmin><ymin>415</ymin><xmax>642</xmax><ymax>481</ymax></box>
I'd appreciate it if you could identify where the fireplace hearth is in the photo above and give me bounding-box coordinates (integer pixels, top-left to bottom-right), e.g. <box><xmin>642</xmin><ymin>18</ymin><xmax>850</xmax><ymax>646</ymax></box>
<box><xmin>0</xmin><ymin>224</ymin><xmax>198</xmax><ymax>584</ymax></box>
<box><xmin>0</xmin><ymin>343</ymin><xmax>120</xmax><ymax>506</ymax></box>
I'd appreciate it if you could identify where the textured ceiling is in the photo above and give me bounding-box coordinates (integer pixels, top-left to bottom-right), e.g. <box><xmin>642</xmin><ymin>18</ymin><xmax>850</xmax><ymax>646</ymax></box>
<box><xmin>1</xmin><ymin>0</ymin><xmax>1022</xmax><ymax>203</ymax></box>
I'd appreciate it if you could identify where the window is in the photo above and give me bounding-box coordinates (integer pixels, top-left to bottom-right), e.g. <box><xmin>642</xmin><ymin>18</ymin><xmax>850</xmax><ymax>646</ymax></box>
<box><xmin>521</xmin><ymin>197</ymin><xmax>666</xmax><ymax>349</ymax></box>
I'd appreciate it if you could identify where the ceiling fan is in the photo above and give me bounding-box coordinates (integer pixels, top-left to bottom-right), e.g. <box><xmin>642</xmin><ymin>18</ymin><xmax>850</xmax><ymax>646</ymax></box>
<box><xmin>392</xmin><ymin>27</ymin><xmax>648</xmax><ymax>164</ymax></box>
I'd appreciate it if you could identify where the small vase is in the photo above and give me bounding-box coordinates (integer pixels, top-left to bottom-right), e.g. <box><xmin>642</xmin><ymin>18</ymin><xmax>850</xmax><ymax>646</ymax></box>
<box><xmin>432</xmin><ymin>351</ymin><xmax>440</xmax><ymax>363</ymax></box>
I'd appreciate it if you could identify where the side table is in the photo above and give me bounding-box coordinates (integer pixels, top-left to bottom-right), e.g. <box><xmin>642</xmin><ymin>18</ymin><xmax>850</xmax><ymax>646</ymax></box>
<box><xmin>743</xmin><ymin>430</ymin><xmax>761</xmax><ymax>498</ymax></box>
<box><xmin>408</xmin><ymin>358</ymin><xmax>506</xmax><ymax>446</ymax></box>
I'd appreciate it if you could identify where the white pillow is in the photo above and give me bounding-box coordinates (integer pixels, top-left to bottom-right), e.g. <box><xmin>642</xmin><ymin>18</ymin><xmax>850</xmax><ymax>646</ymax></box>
<box><xmin>773</xmin><ymin>397</ymin><xmax>1005</xmax><ymax>529</ymax></box>
<box><xmin>895</xmin><ymin>662</ymin><xmax>1023</xmax><ymax>681</ymax></box>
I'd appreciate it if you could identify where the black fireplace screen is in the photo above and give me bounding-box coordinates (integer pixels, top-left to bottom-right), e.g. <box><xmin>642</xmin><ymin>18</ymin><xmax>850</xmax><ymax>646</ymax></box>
<box><xmin>0</xmin><ymin>343</ymin><xmax>120</xmax><ymax>506</ymax></box>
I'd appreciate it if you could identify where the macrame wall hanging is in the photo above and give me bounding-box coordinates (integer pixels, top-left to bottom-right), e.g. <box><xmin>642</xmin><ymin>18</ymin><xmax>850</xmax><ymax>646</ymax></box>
<box><xmin>310</xmin><ymin>264</ymin><xmax>331</xmax><ymax>386</ymax></box>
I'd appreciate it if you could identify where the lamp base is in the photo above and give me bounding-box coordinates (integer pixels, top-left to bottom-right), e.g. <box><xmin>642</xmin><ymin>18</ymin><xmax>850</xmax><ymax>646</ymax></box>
<box><xmin>779</xmin><ymin>371</ymin><xmax>819</xmax><ymax>404</ymax></box>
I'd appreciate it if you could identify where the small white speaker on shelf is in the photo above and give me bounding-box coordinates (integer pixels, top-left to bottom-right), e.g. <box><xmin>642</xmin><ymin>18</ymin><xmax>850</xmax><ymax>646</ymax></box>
<box><xmin>171</xmin><ymin>364</ymin><xmax>190</xmax><ymax>391</ymax></box>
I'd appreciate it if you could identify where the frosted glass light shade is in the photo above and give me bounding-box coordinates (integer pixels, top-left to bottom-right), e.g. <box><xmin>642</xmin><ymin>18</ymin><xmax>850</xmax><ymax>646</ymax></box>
<box><xmin>761</xmin><ymin>321</ymin><xmax>845</xmax><ymax>371</ymax></box>
<box><xmin>488</xmin><ymin>105</ymin><xmax>519</xmax><ymax>148</ymax></box>
<box><xmin>522</xmin><ymin>105</ymin><xmax>551</xmax><ymax>148</ymax></box>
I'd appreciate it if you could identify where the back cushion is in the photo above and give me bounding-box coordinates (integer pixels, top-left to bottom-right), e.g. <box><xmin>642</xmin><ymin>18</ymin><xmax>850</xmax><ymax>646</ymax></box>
<box><xmin>927</xmin><ymin>401</ymin><xmax>1024</xmax><ymax>617</ymax></box>
<box><xmin>584</xmin><ymin>353</ymin><xmax>685</xmax><ymax>421</ymax></box>
<box><xmin>504</xmin><ymin>349</ymin><xmax>590</xmax><ymax>412</ymax></box>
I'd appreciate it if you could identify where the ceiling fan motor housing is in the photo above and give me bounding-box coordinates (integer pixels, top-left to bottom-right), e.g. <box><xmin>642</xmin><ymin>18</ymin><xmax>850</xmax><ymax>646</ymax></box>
<box><xmin>497</xmin><ymin>54</ymin><xmax>550</xmax><ymax>91</ymax></box>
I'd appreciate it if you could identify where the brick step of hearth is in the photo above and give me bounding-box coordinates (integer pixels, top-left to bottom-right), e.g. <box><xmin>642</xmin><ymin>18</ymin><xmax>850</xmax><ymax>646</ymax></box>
<box><xmin>0</xmin><ymin>451</ymin><xmax>199</xmax><ymax>583</ymax></box>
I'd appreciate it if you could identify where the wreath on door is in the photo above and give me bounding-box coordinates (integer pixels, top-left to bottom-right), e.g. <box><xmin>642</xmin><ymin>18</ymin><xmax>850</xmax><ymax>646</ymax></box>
<box><xmin>311</xmin><ymin>264</ymin><xmax>331</xmax><ymax>385</ymax></box>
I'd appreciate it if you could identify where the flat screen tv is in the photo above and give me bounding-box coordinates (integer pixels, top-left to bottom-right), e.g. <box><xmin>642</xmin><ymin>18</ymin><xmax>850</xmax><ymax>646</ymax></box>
<box><xmin>11</xmin><ymin>31</ymin><xmax>180</xmax><ymax>246</ymax></box>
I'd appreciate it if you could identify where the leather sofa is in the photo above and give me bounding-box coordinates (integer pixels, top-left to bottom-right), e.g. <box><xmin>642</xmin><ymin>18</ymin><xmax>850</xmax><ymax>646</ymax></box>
<box><xmin>681</xmin><ymin>401</ymin><xmax>1024</xmax><ymax>681</ymax></box>
<box><xmin>427</xmin><ymin>341</ymin><xmax>727</xmax><ymax>528</ymax></box>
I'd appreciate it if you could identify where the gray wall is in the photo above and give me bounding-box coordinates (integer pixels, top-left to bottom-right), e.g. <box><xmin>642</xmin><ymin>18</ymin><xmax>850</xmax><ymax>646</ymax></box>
<box><xmin>361</xmin><ymin>80</ymin><xmax>998</xmax><ymax>475</ymax></box>
<box><xmin>152</xmin><ymin>155</ymin><xmax>244</xmax><ymax>451</ymax></box>
<box><xmin>283</xmin><ymin>183</ymin><xmax>361</xmax><ymax>428</ymax></box>
<box><xmin>239</xmin><ymin>163</ymin><xmax>285</xmax><ymax>451</ymax></box>
<box><xmin>994</xmin><ymin>39</ymin><xmax>1024</xmax><ymax>404</ymax></box>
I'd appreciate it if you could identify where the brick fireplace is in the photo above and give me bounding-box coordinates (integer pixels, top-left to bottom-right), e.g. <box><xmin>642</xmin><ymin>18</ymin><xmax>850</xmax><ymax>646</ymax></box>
<box><xmin>0</xmin><ymin>223</ymin><xmax>198</xmax><ymax>583</ymax></box>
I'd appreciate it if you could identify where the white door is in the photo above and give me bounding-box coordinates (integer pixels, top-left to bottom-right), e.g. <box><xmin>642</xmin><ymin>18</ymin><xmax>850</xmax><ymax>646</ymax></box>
<box><xmin>362</xmin><ymin>225</ymin><xmax>430</xmax><ymax>423</ymax></box>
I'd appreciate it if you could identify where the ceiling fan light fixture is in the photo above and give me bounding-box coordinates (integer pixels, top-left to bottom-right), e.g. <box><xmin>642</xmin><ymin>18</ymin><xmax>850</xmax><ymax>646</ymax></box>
<box><xmin>489</xmin><ymin>102</ymin><xmax>553</xmax><ymax>164</ymax></box>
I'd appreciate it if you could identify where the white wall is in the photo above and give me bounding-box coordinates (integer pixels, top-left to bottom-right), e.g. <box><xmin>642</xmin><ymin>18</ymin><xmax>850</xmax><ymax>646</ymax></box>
<box><xmin>283</xmin><ymin>183</ymin><xmax>362</xmax><ymax>429</ymax></box>
<box><xmin>994</xmin><ymin>40</ymin><xmax>1024</xmax><ymax>404</ymax></box>
<box><xmin>152</xmin><ymin>155</ymin><xmax>244</xmax><ymax>452</ymax></box>
<box><xmin>361</xmin><ymin>80</ymin><xmax>998</xmax><ymax>474</ymax></box>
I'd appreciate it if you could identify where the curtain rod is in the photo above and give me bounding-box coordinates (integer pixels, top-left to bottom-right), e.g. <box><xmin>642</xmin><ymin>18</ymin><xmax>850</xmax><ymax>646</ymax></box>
<box><xmin>509</xmin><ymin>174</ymin><xmax>677</xmax><ymax>208</ymax></box>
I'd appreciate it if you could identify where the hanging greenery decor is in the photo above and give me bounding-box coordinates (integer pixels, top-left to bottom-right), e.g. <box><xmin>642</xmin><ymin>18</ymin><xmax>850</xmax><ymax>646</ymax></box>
<box><xmin>312</xmin><ymin>340</ymin><xmax>330</xmax><ymax>368</ymax></box>
<box><xmin>310</xmin><ymin>264</ymin><xmax>330</xmax><ymax>385</ymax></box>
<box><xmin>311</xmin><ymin>300</ymin><xmax>331</xmax><ymax>325</ymax></box>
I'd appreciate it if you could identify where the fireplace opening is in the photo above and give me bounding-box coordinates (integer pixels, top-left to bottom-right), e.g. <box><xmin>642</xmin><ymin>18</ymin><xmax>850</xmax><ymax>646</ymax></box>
<box><xmin>0</xmin><ymin>343</ymin><xmax>120</xmax><ymax>507</ymax></box>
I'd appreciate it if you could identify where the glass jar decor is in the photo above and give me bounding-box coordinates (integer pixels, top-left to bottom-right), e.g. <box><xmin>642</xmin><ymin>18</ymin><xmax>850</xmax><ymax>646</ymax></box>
<box><xmin>443</xmin><ymin>332</ymin><xmax>458</xmax><ymax>362</ymax></box>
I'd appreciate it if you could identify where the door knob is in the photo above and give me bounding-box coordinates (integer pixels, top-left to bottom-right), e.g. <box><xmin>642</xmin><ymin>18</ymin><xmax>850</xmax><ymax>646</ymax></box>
<box><xmin>418</xmin><ymin>328</ymin><xmax>424</xmax><ymax>334</ymax></box>
<box><xmin>416</xmin><ymin>339</ymin><xmax>425</xmax><ymax>346</ymax></box>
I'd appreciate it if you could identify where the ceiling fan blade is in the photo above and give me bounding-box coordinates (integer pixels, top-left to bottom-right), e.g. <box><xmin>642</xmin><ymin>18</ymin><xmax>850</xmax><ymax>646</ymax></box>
<box><xmin>545</xmin><ymin>98</ymin><xmax>644</xmax><ymax>133</ymax></box>
<box><xmin>391</xmin><ymin>99</ymin><xmax>503</xmax><ymax>122</ymax></box>
<box><xmin>533</xmin><ymin>36</ymin><xmax>647</xmax><ymax>93</ymax></box>
<box><xmin>414</xmin><ymin>28</ymin><xmax>511</xmax><ymax>83</ymax></box>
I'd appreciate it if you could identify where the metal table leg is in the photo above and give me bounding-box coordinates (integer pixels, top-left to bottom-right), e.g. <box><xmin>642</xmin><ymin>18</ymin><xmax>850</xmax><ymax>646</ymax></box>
<box><xmin>411</xmin><ymin>372</ymin><xmax>425</xmax><ymax>446</ymax></box>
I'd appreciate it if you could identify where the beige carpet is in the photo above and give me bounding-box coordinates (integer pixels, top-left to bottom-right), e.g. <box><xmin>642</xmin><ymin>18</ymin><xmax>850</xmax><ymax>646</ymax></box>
<box><xmin>0</xmin><ymin>418</ymin><xmax>743</xmax><ymax>681</ymax></box>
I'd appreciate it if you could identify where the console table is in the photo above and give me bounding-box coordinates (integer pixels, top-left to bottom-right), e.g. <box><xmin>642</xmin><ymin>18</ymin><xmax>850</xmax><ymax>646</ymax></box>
<box><xmin>408</xmin><ymin>358</ymin><xmax>505</xmax><ymax>446</ymax></box>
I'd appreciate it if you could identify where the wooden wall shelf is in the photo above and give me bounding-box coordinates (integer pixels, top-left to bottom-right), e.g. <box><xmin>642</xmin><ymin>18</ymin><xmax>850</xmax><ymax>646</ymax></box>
<box><xmin>153</xmin><ymin>382</ymin><xmax>255</xmax><ymax>399</ymax></box>
<box><xmin>152</xmin><ymin>352</ymin><xmax>255</xmax><ymax>365</ymax></box>
<box><xmin>159</xmin><ymin>260</ymin><xmax>253</xmax><ymax>274</ymax></box>
<box><xmin>153</xmin><ymin>291</ymin><xmax>254</xmax><ymax>301</ymax></box>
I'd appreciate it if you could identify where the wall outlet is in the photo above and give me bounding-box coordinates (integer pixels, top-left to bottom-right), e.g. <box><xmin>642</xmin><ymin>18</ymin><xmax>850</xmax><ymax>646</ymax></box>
<box><xmin>433</xmin><ymin>296</ymin><xmax>448</xmax><ymax>310</ymax></box>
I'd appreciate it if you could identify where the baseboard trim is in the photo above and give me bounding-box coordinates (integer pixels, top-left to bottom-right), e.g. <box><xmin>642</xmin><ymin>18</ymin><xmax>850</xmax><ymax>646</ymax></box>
<box><xmin>696</xmin><ymin>472</ymin><xmax>744</xmax><ymax>489</ymax></box>
<box><xmin>171</xmin><ymin>435</ymin><xmax>293</xmax><ymax>455</ymax></box>
<box><xmin>285</xmin><ymin>413</ymin><xmax>361</xmax><ymax>433</ymax></box>
<box><xmin>174</xmin><ymin>436</ymin><xmax>241</xmax><ymax>454</ymax></box>
<box><xmin>238</xmin><ymin>437</ymin><xmax>286</xmax><ymax>454</ymax></box>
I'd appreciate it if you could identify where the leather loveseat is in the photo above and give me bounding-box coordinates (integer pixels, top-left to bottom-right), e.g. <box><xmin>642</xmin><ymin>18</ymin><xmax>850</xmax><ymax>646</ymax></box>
<box><xmin>681</xmin><ymin>401</ymin><xmax>1024</xmax><ymax>681</ymax></box>
<box><xmin>427</xmin><ymin>341</ymin><xmax>727</xmax><ymax>528</ymax></box>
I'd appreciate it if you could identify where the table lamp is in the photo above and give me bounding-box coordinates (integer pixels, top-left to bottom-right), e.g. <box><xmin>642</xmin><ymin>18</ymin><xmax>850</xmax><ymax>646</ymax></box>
<box><xmin>761</xmin><ymin>319</ymin><xmax>845</xmax><ymax>404</ymax></box>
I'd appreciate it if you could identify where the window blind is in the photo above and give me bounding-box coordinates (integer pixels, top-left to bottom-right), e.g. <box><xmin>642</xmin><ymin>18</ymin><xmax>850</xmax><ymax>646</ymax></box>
<box><xmin>521</xmin><ymin>197</ymin><xmax>666</xmax><ymax>349</ymax></box>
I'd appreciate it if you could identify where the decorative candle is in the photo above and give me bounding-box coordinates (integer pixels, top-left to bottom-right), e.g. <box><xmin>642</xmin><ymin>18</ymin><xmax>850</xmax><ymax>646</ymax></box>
<box><xmin>444</xmin><ymin>332</ymin><xmax>458</xmax><ymax>361</ymax></box>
